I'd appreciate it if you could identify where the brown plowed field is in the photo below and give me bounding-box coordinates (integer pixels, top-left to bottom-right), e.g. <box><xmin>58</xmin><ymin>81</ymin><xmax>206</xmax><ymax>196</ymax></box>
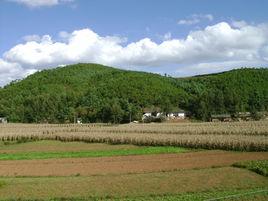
<box><xmin>0</xmin><ymin>150</ymin><xmax>267</xmax><ymax>176</ymax></box>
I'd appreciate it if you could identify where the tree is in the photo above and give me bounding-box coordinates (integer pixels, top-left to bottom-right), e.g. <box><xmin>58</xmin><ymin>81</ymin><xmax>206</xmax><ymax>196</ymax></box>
<box><xmin>110</xmin><ymin>99</ymin><xmax>124</xmax><ymax>124</ymax></box>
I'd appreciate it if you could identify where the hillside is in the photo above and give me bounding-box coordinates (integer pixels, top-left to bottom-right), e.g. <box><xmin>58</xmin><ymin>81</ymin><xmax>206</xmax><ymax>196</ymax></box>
<box><xmin>0</xmin><ymin>64</ymin><xmax>267</xmax><ymax>123</ymax></box>
<box><xmin>0</xmin><ymin>63</ymin><xmax>187</xmax><ymax>123</ymax></box>
<box><xmin>176</xmin><ymin>68</ymin><xmax>268</xmax><ymax>120</ymax></box>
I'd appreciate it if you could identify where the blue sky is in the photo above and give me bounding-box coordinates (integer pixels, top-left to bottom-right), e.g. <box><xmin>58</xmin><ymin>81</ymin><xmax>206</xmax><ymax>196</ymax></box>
<box><xmin>0</xmin><ymin>0</ymin><xmax>268</xmax><ymax>86</ymax></box>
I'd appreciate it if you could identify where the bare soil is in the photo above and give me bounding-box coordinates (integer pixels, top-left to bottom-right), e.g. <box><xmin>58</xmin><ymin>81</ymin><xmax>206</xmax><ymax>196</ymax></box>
<box><xmin>0</xmin><ymin>150</ymin><xmax>267</xmax><ymax>176</ymax></box>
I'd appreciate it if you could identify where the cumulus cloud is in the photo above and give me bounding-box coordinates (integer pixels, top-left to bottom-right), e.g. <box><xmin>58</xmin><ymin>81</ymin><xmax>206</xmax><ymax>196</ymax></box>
<box><xmin>1</xmin><ymin>21</ymin><xmax>268</xmax><ymax>86</ymax></box>
<box><xmin>176</xmin><ymin>60</ymin><xmax>268</xmax><ymax>77</ymax></box>
<box><xmin>178</xmin><ymin>14</ymin><xmax>214</xmax><ymax>25</ymax></box>
<box><xmin>231</xmin><ymin>20</ymin><xmax>248</xmax><ymax>28</ymax></box>
<box><xmin>0</xmin><ymin>59</ymin><xmax>36</xmax><ymax>86</ymax></box>
<box><xmin>163</xmin><ymin>32</ymin><xmax>172</xmax><ymax>41</ymax></box>
<box><xmin>22</xmin><ymin>34</ymin><xmax>42</xmax><ymax>42</ymax></box>
<box><xmin>7</xmin><ymin>0</ymin><xmax>74</xmax><ymax>8</ymax></box>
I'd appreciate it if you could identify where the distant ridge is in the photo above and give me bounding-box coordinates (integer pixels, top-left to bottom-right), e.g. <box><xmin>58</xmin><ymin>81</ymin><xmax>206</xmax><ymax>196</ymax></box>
<box><xmin>189</xmin><ymin>67</ymin><xmax>267</xmax><ymax>78</ymax></box>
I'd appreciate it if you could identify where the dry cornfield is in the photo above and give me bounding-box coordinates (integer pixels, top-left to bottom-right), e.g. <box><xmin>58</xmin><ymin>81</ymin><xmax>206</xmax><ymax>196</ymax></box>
<box><xmin>0</xmin><ymin>121</ymin><xmax>268</xmax><ymax>151</ymax></box>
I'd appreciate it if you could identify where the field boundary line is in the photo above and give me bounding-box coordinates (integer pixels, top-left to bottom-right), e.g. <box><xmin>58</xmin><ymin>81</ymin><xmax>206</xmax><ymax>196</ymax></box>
<box><xmin>204</xmin><ymin>189</ymin><xmax>268</xmax><ymax>201</ymax></box>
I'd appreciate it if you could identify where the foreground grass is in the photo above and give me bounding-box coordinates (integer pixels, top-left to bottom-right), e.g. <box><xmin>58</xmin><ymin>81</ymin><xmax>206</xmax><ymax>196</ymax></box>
<box><xmin>1</xmin><ymin>188</ymin><xmax>267</xmax><ymax>201</ymax></box>
<box><xmin>0</xmin><ymin>167</ymin><xmax>267</xmax><ymax>200</ymax></box>
<box><xmin>0</xmin><ymin>141</ymin><xmax>143</xmax><ymax>153</ymax></box>
<box><xmin>233</xmin><ymin>160</ymin><xmax>268</xmax><ymax>177</ymax></box>
<box><xmin>0</xmin><ymin>146</ymin><xmax>187</xmax><ymax>160</ymax></box>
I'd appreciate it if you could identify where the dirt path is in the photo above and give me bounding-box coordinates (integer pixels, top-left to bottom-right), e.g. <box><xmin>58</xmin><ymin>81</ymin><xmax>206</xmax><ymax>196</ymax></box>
<box><xmin>0</xmin><ymin>151</ymin><xmax>267</xmax><ymax>176</ymax></box>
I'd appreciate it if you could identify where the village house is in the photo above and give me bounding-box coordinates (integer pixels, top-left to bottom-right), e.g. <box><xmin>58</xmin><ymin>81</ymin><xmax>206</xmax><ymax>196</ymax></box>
<box><xmin>167</xmin><ymin>110</ymin><xmax>185</xmax><ymax>120</ymax></box>
<box><xmin>211</xmin><ymin>111</ymin><xmax>267</xmax><ymax>122</ymax></box>
<box><xmin>77</xmin><ymin>118</ymin><xmax>83</xmax><ymax>124</ymax></box>
<box><xmin>211</xmin><ymin>114</ymin><xmax>232</xmax><ymax>122</ymax></box>
<box><xmin>142</xmin><ymin>112</ymin><xmax>152</xmax><ymax>120</ymax></box>
<box><xmin>142</xmin><ymin>107</ymin><xmax>161</xmax><ymax>121</ymax></box>
<box><xmin>142</xmin><ymin>107</ymin><xmax>186</xmax><ymax>121</ymax></box>
<box><xmin>236</xmin><ymin>111</ymin><xmax>267</xmax><ymax>121</ymax></box>
<box><xmin>236</xmin><ymin>112</ymin><xmax>252</xmax><ymax>121</ymax></box>
<box><xmin>0</xmin><ymin>117</ymin><xmax>7</xmax><ymax>124</ymax></box>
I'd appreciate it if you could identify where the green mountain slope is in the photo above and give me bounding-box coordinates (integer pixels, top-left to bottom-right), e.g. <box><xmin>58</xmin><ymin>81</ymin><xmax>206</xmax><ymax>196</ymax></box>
<box><xmin>0</xmin><ymin>64</ymin><xmax>267</xmax><ymax>123</ymax></box>
<box><xmin>0</xmin><ymin>63</ymin><xmax>187</xmax><ymax>123</ymax></box>
<box><xmin>176</xmin><ymin>68</ymin><xmax>268</xmax><ymax>120</ymax></box>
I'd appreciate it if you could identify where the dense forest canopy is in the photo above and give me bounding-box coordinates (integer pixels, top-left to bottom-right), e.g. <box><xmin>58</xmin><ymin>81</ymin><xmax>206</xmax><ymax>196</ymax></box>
<box><xmin>0</xmin><ymin>63</ymin><xmax>267</xmax><ymax>123</ymax></box>
<box><xmin>176</xmin><ymin>68</ymin><xmax>268</xmax><ymax>120</ymax></box>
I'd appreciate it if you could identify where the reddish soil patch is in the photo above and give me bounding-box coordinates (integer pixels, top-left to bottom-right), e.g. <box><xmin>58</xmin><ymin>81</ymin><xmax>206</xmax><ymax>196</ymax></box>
<box><xmin>0</xmin><ymin>151</ymin><xmax>267</xmax><ymax>176</ymax></box>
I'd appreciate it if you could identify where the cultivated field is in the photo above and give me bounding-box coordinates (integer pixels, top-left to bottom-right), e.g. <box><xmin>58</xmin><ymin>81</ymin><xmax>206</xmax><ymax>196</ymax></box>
<box><xmin>0</xmin><ymin>121</ymin><xmax>268</xmax><ymax>151</ymax></box>
<box><xmin>0</xmin><ymin>121</ymin><xmax>267</xmax><ymax>200</ymax></box>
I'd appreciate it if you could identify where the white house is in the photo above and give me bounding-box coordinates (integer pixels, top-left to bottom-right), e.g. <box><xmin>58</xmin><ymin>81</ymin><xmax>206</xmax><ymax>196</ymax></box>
<box><xmin>167</xmin><ymin>113</ymin><xmax>175</xmax><ymax>118</ymax></box>
<box><xmin>167</xmin><ymin>111</ymin><xmax>185</xmax><ymax>119</ymax></box>
<box><xmin>156</xmin><ymin>112</ymin><xmax>163</xmax><ymax>117</ymax></box>
<box><xmin>178</xmin><ymin>112</ymin><xmax>185</xmax><ymax>119</ymax></box>
<box><xmin>142</xmin><ymin>112</ymin><xmax>152</xmax><ymax>120</ymax></box>
<box><xmin>142</xmin><ymin>107</ymin><xmax>186</xmax><ymax>121</ymax></box>
<box><xmin>142</xmin><ymin>107</ymin><xmax>161</xmax><ymax>120</ymax></box>
<box><xmin>0</xmin><ymin>117</ymin><xmax>7</xmax><ymax>123</ymax></box>
<box><xmin>77</xmin><ymin>118</ymin><xmax>82</xmax><ymax>124</ymax></box>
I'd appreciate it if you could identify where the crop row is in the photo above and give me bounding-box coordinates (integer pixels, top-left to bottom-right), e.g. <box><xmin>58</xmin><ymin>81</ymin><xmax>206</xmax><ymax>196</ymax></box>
<box><xmin>1</xmin><ymin>121</ymin><xmax>268</xmax><ymax>136</ymax></box>
<box><xmin>0</xmin><ymin>132</ymin><xmax>267</xmax><ymax>151</ymax></box>
<box><xmin>0</xmin><ymin>121</ymin><xmax>267</xmax><ymax>151</ymax></box>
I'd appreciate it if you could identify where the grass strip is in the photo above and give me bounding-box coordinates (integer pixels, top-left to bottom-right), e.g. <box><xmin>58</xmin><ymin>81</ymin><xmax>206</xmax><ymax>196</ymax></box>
<box><xmin>233</xmin><ymin>160</ymin><xmax>268</xmax><ymax>177</ymax></box>
<box><xmin>0</xmin><ymin>188</ymin><xmax>267</xmax><ymax>201</ymax></box>
<box><xmin>0</xmin><ymin>146</ymin><xmax>187</xmax><ymax>160</ymax></box>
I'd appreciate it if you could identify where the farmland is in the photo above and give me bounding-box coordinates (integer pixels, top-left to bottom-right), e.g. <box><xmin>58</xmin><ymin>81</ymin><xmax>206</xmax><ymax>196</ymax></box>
<box><xmin>0</xmin><ymin>121</ymin><xmax>267</xmax><ymax>151</ymax></box>
<box><xmin>0</xmin><ymin>121</ymin><xmax>267</xmax><ymax>200</ymax></box>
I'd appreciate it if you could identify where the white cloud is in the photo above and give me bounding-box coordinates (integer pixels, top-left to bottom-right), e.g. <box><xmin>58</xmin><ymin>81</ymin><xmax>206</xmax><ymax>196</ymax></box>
<box><xmin>175</xmin><ymin>60</ymin><xmax>268</xmax><ymax>77</ymax></box>
<box><xmin>7</xmin><ymin>0</ymin><xmax>74</xmax><ymax>8</ymax></box>
<box><xmin>163</xmin><ymin>32</ymin><xmax>172</xmax><ymax>41</ymax></box>
<box><xmin>0</xmin><ymin>59</ymin><xmax>36</xmax><ymax>86</ymax></box>
<box><xmin>1</xmin><ymin>21</ymin><xmax>268</xmax><ymax>86</ymax></box>
<box><xmin>231</xmin><ymin>20</ymin><xmax>248</xmax><ymax>28</ymax></box>
<box><xmin>58</xmin><ymin>31</ymin><xmax>71</xmax><ymax>40</ymax></box>
<box><xmin>178</xmin><ymin>14</ymin><xmax>214</xmax><ymax>25</ymax></box>
<box><xmin>22</xmin><ymin>34</ymin><xmax>42</xmax><ymax>42</ymax></box>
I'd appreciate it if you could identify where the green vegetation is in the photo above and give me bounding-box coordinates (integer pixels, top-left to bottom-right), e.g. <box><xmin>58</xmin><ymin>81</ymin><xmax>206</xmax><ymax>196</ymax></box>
<box><xmin>176</xmin><ymin>68</ymin><xmax>268</xmax><ymax>121</ymax></box>
<box><xmin>233</xmin><ymin>160</ymin><xmax>268</xmax><ymax>177</ymax></box>
<box><xmin>0</xmin><ymin>181</ymin><xmax>5</xmax><ymax>189</ymax></box>
<box><xmin>0</xmin><ymin>63</ymin><xmax>267</xmax><ymax>123</ymax></box>
<box><xmin>0</xmin><ymin>167</ymin><xmax>267</xmax><ymax>200</ymax></box>
<box><xmin>0</xmin><ymin>140</ymin><xmax>266</xmax><ymax>200</ymax></box>
<box><xmin>0</xmin><ymin>140</ymin><xmax>143</xmax><ymax>153</ymax></box>
<box><xmin>1</xmin><ymin>188</ymin><xmax>267</xmax><ymax>201</ymax></box>
<box><xmin>0</xmin><ymin>145</ymin><xmax>187</xmax><ymax>160</ymax></box>
<box><xmin>0</xmin><ymin>63</ymin><xmax>186</xmax><ymax>123</ymax></box>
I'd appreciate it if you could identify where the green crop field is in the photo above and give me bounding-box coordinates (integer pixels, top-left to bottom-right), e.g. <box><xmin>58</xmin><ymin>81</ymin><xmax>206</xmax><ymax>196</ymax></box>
<box><xmin>0</xmin><ymin>141</ymin><xmax>188</xmax><ymax>160</ymax></box>
<box><xmin>233</xmin><ymin>160</ymin><xmax>268</xmax><ymax>177</ymax></box>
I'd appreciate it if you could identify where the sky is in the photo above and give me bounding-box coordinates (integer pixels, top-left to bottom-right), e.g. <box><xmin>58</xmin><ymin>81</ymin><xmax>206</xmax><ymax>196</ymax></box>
<box><xmin>0</xmin><ymin>0</ymin><xmax>268</xmax><ymax>86</ymax></box>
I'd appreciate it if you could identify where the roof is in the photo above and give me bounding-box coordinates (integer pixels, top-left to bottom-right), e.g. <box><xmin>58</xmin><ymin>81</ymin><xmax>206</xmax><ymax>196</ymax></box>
<box><xmin>143</xmin><ymin>107</ymin><xmax>185</xmax><ymax>113</ymax></box>
<box><xmin>169</xmin><ymin>110</ymin><xmax>185</xmax><ymax>113</ymax></box>
<box><xmin>143</xmin><ymin>107</ymin><xmax>161</xmax><ymax>113</ymax></box>
<box><xmin>237</xmin><ymin>112</ymin><xmax>251</xmax><ymax>117</ymax></box>
<box><xmin>211</xmin><ymin>114</ymin><xmax>231</xmax><ymax>118</ymax></box>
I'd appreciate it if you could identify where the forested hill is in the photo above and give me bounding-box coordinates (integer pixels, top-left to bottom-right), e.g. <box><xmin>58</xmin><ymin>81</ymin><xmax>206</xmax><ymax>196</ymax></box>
<box><xmin>0</xmin><ymin>63</ymin><xmax>267</xmax><ymax>123</ymax></box>
<box><xmin>0</xmin><ymin>63</ymin><xmax>187</xmax><ymax>123</ymax></box>
<box><xmin>176</xmin><ymin>68</ymin><xmax>268</xmax><ymax>120</ymax></box>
